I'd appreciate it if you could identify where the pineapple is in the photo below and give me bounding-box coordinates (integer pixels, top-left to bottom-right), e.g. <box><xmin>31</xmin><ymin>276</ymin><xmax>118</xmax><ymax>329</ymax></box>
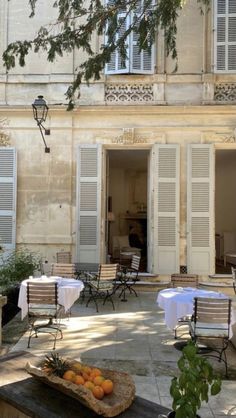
<box><xmin>42</xmin><ymin>352</ymin><xmax>69</xmax><ymax>377</ymax></box>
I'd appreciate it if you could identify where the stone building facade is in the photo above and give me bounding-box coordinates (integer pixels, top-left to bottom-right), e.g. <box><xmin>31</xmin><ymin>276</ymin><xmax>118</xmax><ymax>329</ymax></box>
<box><xmin>0</xmin><ymin>0</ymin><xmax>236</xmax><ymax>278</ymax></box>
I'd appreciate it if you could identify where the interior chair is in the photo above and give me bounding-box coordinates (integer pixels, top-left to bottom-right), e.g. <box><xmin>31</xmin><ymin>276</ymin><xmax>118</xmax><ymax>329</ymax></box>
<box><xmin>189</xmin><ymin>297</ymin><xmax>232</xmax><ymax>377</ymax></box>
<box><xmin>231</xmin><ymin>267</ymin><xmax>236</xmax><ymax>294</ymax></box>
<box><xmin>170</xmin><ymin>273</ymin><xmax>199</xmax><ymax>339</ymax></box>
<box><xmin>56</xmin><ymin>251</ymin><xmax>72</xmax><ymax>264</ymax></box>
<box><xmin>112</xmin><ymin>235</ymin><xmax>141</xmax><ymax>262</ymax></box>
<box><xmin>116</xmin><ymin>254</ymin><xmax>141</xmax><ymax>302</ymax></box>
<box><xmin>51</xmin><ymin>263</ymin><xmax>76</xmax><ymax>278</ymax></box>
<box><xmin>27</xmin><ymin>280</ymin><xmax>64</xmax><ymax>349</ymax></box>
<box><xmin>86</xmin><ymin>264</ymin><xmax>118</xmax><ymax>312</ymax></box>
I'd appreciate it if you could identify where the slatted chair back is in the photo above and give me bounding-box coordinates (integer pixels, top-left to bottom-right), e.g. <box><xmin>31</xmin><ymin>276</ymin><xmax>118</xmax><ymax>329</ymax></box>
<box><xmin>51</xmin><ymin>263</ymin><xmax>76</xmax><ymax>278</ymax></box>
<box><xmin>98</xmin><ymin>263</ymin><xmax>118</xmax><ymax>282</ymax></box>
<box><xmin>193</xmin><ymin>297</ymin><xmax>231</xmax><ymax>328</ymax></box>
<box><xmin>130</xmin><ymin>255</ymin><xmax>141</xmax><ymax>272</ymax></box>
<box><xmin>190</xmin><ymin>296</ymin><xmax>231</xmax><ymax>377</ymax></box>
<box><xmin>56</xmin><ymin>252</ymin><xmax>71</xmax><ymax>264</ymax></box>
<box><xmin>231</xmin><ymin>267</ymin><xmax>236</xmax><ymax>294</ymax></box>
<box><xmin>27</xmin><ymin>281</ymin><xmax>58</xmax><ymax>307</ymax></box>
<box><xmin>171</xmin><ymin>274</ymin><xmax>198</xmax><ymax>288</ymax></box>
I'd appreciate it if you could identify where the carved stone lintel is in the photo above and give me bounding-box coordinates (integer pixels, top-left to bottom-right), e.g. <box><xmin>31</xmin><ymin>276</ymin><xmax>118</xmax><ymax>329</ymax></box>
<box><xmin>112</xmin><ymin>128</ymin><xmax>147</xmax><ymax>144</ymax></box>
<box><xmin>203</xmin><ymin>131</ymin><xmax>236</xmax><ymax>143</ymax></box>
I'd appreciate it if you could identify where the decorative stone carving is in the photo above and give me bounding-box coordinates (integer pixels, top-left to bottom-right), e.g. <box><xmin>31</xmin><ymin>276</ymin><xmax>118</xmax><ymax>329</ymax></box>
<box><xmin>203</xmin><ymin>131</ymin><xmax>236</xmax><ymax>143</ymax></box>
<box><xmin>112</xmin><ymin>128</ymin><xmax>147</xmax><ymax>144</ymax></box>
<box><xmin>0</xmin><ymin>118</ymin><xmax>10</xmax><ymax>146</ymax></box>
<box><xmin>214</xmin><ymin>84</ymin><xmax>236</xmax><ymax>102</ymax></box>
<box><xmin>105</xmin><ymin>84</ymin><xmax>154</xmax><ymax>103</ymax></box>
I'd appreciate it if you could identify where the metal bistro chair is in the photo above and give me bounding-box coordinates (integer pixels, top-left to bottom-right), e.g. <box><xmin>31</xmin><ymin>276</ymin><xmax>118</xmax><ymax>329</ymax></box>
<box><xmin>51</xmin><ymin>263</ymin><xmax>76</xmax><ymax>278</ymax></box>
<box><xmin>231</xmin><ymin>267</ymin><xmax>236</xmax><ymax>294</ymax></box>
<box><xmin>170</xmin><ymin>274</ymin><xmax>199</xmax><ymax>339</ymax></box>
<box><xmin>86</xmin><ymin>264</ymin><xmax>118</xmax><ymax>312</ymax></box>
<box><xmin>116</xmin><ymin>255</ymin><xmax>141</xmax><ymax>302</ymax></box>
<box><xmin>27</xmin><ymin>280</ymin><xmax>64</xmax><ymax>349</ymax></box>
<box><xmin>189</xmin><ymin>297</ymin><xmax>232</xmax><ymax>377</ymax></box>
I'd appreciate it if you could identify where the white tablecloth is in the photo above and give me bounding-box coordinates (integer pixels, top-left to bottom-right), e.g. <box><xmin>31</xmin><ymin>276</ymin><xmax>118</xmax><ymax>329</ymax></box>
<box><xmin>157</xmin><ymin>287</ymin><xmax>235</xmax><ymax>335</ymax></box>
<box><xmin>18</xmin><ymin>276</ymin><xmax>84</xmax><ymax>320</ymax></box>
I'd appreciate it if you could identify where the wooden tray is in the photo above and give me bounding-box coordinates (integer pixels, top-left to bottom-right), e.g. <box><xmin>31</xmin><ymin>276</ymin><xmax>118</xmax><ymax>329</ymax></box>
<box><xmin>25</xmin><ymin>359</ymin><xmax>136</xmax><ymax>417</ymax></box>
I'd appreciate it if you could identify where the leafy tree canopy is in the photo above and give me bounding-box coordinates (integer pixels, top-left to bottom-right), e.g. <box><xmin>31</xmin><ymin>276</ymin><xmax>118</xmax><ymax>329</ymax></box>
<box><xmin>3</xmin><ymin>0</ymin><xmax>209</xmax><ymax>108</ymax></box>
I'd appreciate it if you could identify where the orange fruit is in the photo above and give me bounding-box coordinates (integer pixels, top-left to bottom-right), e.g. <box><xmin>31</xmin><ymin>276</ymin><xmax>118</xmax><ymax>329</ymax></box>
<box><xmin>93</xmin><ymin>375</ymin><xmax>105</xmax><ymax>386</ymax></box>
<box><xmin>84</xmin><ymin>381</ymin><xmax>95</xmax><ymax>391</ymax></box>
<box><xmin>72</xmin><ymin>362</ymin><xmax>83</xmax><ymax>373</ymax></box>
<box><xmin>83</xmin><ymin>366</ymin><xmax>92</xmax><ymax>374</ymax></box>
<box><xmin>63</xmin><ymin>370</ymin><xmax>76</xmax><ymax>382</ymax></box>
<box><xmin>74</xmin><ymin>375</ymin><xmax>85</xmax><ymax>385</ymax></box>
<box><xmin>101</xmin><ymin>379</ymin><xmax>114</xmax><ymax>394</ymax></box>
<box><xmin>82</xmin><ymin>372</ymin><xmax>90</xmax><ymax>381</ymax></box>
<box><xmin>90</xmin><ymin>368</ymin><xmax>102</xmax><ymax>378</ymax></box>
<box><xmin>92</xmin><ymin>385</ymin><xmax>104</xmax><ymax>400</ymax></box>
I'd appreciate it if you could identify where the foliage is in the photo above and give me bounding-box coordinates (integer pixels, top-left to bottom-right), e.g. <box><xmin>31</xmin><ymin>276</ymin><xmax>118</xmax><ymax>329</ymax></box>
<box><xmin>2</xmin><ymin>0</ymin><xmax>210</xmax><ymax>109</ymax></box>
<box><xmin>0</xmin><ymin>248</ymin><xmax>41</xmax><ymax>288</ymax></box>
<box><xmin>170</xmin><ymin>341</ymin><xmax>221</xmax><ymax>418</ymax></box>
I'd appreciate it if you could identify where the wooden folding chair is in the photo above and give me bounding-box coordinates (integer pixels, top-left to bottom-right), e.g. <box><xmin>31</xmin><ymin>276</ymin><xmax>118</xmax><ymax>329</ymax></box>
<box><xmin>190</xmin><ymin>297</ymin><xmax>232</xmax><ymax>377</ymax></box>
<box><xmin>27</xmin><ymin>280</ymin><xmax>64</xmax><ymax>349</ymax></box>
<box><xmin>56</xmin><ymin>252</ymin><xmax>72</xmax><ymax>264</ymax></box>
<box><xmin>86</xmin><ymin>264</ymin><xmax>118</xmax><ymax>312</ymax></box>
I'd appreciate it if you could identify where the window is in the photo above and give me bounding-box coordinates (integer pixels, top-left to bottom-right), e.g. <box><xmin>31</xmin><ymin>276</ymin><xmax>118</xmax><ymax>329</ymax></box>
<box><xmin>215</xmin><ymin>0</ymin><xmax>236</xmax><ymax>72</ymax></box>
<box><xmin>105</xmin><ymin>0</ymin><xmax>155</xmax><ymax>75</ymax></box>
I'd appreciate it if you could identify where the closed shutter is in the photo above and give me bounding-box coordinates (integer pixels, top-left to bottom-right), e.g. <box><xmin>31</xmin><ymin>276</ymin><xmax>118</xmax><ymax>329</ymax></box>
<box><xmin>76</xmin><ymin>145</ymin><xmax>102</xmax><ymax>263</ymax></box>
<box><xmin>215</xmin><ymin>0</ymin><xmax>236</xmax><ymax>72</ymax></box>
<box><xmin>187</xmin><ymin>144</ymin><xmax>215</xmax><ymax>275</ymax></box>
<box><xmin>0</xmin><ymin>147</ymin><xmax>17</xmax><ymax>256</ymax></box>
<box><xmin>151</xmin><ymin>144</ymin><xmax>180</xmax><ymax>274</ymax></box>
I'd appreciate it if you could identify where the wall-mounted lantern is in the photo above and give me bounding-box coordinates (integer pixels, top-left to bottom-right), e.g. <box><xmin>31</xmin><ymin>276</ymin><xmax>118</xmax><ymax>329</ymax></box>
<box><xmin>32</xmin><ymin>95</ymin><xmax>50</xmax><ymax>153</ymax></box>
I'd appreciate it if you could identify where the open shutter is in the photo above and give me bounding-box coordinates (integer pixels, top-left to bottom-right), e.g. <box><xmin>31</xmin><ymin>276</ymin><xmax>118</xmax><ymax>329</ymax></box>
<box><xmin>151</xmin><ymin>144</ymin><xmax>180</xmax><ymax>274</ymax></box>
<box><xmin>0</xmin><ymin>147</ymin><xmax>17</xmax><ymax>257</ymax></box>
<box><xmin>130</xmin><ymin>0</ymin><xmax>155</xmax><ymax>74</ymax></box>
<box><xmin>105</xmin><ymin>0</ymin><xmax>130</xmax><ymax>74</ymax></box>
<box><xmin>76</xmin><ymin>145</ymin><xmax>102</xmax><ymax>263</ymax></box>
<box><xmin>215</xmin><ymin>0</ymin><xmax>236</xmax><ymax>72</ymax></box>
<box><xmin>187</xmin><ymin>144</ymin><xmax>215</xmax><ymax>275</ymax></box>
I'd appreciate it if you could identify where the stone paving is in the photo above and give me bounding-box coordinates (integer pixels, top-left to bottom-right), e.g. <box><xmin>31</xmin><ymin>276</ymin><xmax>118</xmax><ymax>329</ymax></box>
<box><xmin>4</xmin><ymin>291</ymin><xmax>236</xmax><ymax>418</ymax></box>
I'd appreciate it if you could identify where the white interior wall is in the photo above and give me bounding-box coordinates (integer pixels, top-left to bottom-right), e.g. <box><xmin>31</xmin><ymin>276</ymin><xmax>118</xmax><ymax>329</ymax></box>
<box><xmin>215</xmin><ymin>150</ymin><xmax>236</xmax><ymax>237</ymax></box>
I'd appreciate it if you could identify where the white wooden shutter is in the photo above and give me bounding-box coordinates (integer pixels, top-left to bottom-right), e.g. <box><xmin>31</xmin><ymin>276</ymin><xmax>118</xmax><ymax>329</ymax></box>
<box><xmin>105</xmin><ymin>0</ymin><xmax>130</xmax><ymax>74</ymax></box>
<box><xmin>151</xmin><ymin>144</ymin><xmax>180</xmax><ymax>274</ymax></box>
<box><xmin>215</xmin><ymin>0</ymin><xmax>236</xmax><ymax>72</ymax></box>
<box><xmin>130</xmin><ymin>0</ymin><xmax>155</xmax><ymax>74</ymax></box>
<box><xmin>76</xmin><ymin>145</ymin><xmax>102</xmax><ymax>263</ymax></box>
<box><xmin>187</xmin><ymin>144</ymin><xmax>215</xmax><ymax>275</ymax></box>
<box><xmin>0</xmin><ymin>147</ymin><xmax>17</xmax><ymax>256</ymax></box>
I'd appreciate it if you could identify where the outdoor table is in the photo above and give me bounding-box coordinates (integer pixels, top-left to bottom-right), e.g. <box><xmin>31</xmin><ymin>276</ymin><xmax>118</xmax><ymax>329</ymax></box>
<box><xmin>157</xmin><ymin>287</ymin><xmax>236</xmax><ymax>337</ymax></box>
<box><xmin>18</xmin><ymin>276</ymin><xmax>84</xmax><ymax>319</ymax></box>
<box><xmin>0</xmin><ymin>351</ymin><xmax>171</xmax><ymax>418</ymax></box>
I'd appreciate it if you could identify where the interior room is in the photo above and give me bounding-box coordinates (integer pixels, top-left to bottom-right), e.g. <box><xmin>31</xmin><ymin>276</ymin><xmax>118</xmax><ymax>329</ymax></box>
<box><xmin>215</xmin><ymin>150</ymin><xmax>236</xmax><ymax>274</ymax></box>
<box><xmin>107</xmin><ymin>149</ymin><xmax>149</xmax><ymax>271</ymax></box>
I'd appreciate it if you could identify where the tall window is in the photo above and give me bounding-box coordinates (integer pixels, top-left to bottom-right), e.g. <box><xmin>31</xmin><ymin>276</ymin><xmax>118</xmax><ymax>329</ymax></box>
<box><xmin>105</xmin><ymin>0</ymin><xmax>155</xmax><ymax>74</ymax></box>
<box><xmin>215</xmin><ymin>0</ymin><xmax>236</xmax><ymax>72</ymax></box>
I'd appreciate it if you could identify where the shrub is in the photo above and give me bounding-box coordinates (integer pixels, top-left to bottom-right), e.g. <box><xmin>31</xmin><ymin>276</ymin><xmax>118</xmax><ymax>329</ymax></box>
<box><xmin>0</xmin><ymin>248</ymin><xmax>41</xmax><ymax>288</ymax></box>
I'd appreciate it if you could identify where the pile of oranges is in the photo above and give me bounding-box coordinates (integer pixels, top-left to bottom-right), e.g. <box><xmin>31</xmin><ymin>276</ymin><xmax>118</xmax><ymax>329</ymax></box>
<box><xmin>62</xmin><ymin>362</ymin><xmax>114</xmax><ymax>400</ymax></box>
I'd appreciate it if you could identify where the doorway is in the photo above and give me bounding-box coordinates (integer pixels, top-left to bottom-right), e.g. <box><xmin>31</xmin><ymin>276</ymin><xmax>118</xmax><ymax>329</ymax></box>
<box><xmin>107</xmin><ymin>149</ymin><xmax>149</xmax><ymax>271</ymax></box>
<box><xmin>215</xmin><ymin>150</ymin><xmax>236</xmax><ymax>274</ymax></box>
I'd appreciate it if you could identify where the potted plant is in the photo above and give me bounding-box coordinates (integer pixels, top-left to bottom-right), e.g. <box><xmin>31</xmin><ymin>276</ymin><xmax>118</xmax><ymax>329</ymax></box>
<box><xmin>168</xmin><ymin>341</ymin><xmax>221</xmax><ymax>418</ymax></box>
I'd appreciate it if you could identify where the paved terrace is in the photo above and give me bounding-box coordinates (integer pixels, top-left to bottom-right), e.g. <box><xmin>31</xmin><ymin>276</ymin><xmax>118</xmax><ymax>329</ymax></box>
<box><xmin>2</xmin><ymin>290</ymin><xmax>236</xmax><ymax>418</ymax></box>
